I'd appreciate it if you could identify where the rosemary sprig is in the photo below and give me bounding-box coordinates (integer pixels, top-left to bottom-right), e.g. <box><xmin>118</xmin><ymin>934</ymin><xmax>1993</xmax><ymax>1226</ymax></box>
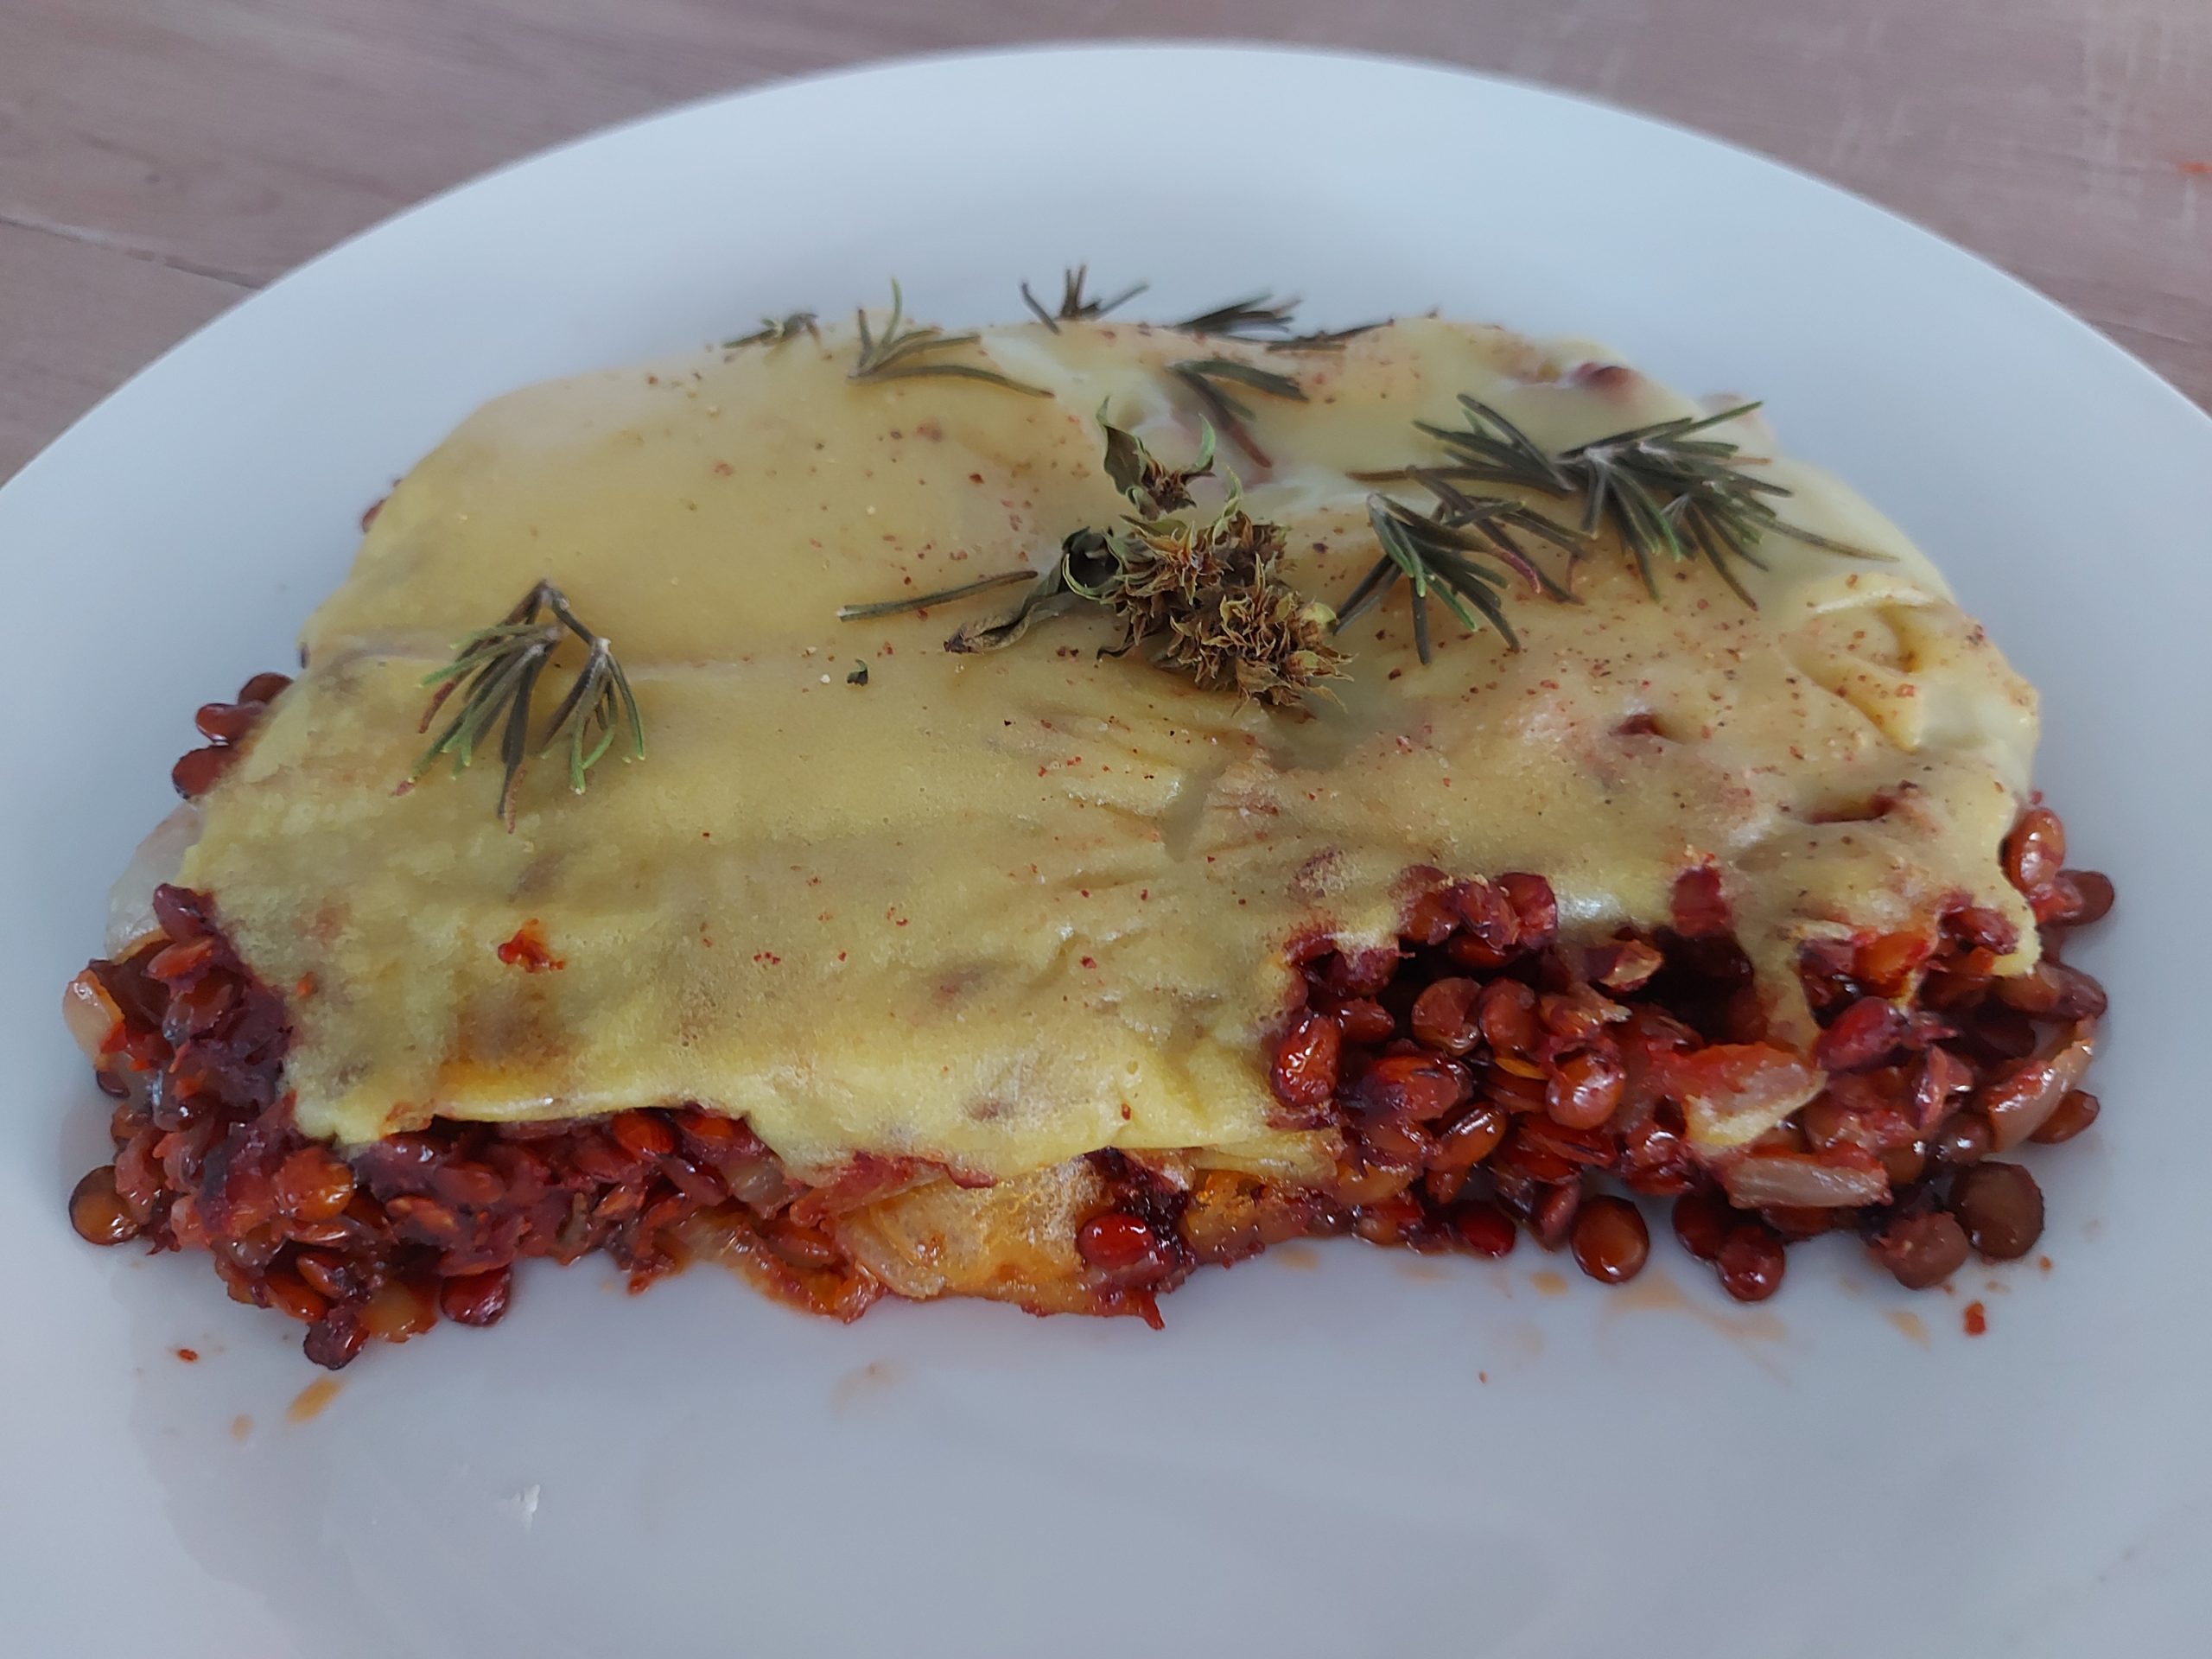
<box><xmin>836</xmin><ymin>567</ymin><xmax>1037</xmax><ymax>622</ymax></box>
<box><xmin>1266</xmin><ymin>322</ymin><xmax>1386</xmax><ymax>353</ymax></box>
<box><xmin>1020</xmin><ymin>266</ymin><xmax>1148</xmax><ymax>332</ymax></box>
<box><xmin>1555</xmin><ymin>404</ymin><xmax>1878</xmax><ymax>601</ymax></box>
<box><xmin>839</xmin><ymin>425</ymin><xmax>1342</xmax><ymax>709</ymax></box>
<box><xmin>1166</xmin><ymin>357</ymin><xmax>1307</xmax><ymax>467</ymax></box>
<box><xmin>1370</xmin><ymin>395</ymin><xmax>1573</xmax><ymax>493</ymax></box>
<box><xmin>1338</xmin><ymin>496</ymin><xmax>1537</xmax><ymax>664</ymax></box>
<box><xmin>724</xmin><ymin>311</ymin><xmax>819</xmax><ymax>350</ymax></box>
<box><xmin>850</xmin><ymin>281</ymin><xmax>1050</xmax><ymax>397</ymax></box>
<box><xmin>409</xmin><ymin>580</ymin><xmax>644</xmax><ymax>829</ymax></box>
<box><xmin>1363</xmin><ymin>396</ymin><xmax>1884</xmax><ymax>606</ymax></box>
<box><xmin>1415</xmin><ymin>470</ymin><xmax>1585</xmax><ymax>601</ymax></box>
<box><xmin>1173</xmin><ymin>294</ymin><xmax>1300</xmax><ymax>338</ymax></box>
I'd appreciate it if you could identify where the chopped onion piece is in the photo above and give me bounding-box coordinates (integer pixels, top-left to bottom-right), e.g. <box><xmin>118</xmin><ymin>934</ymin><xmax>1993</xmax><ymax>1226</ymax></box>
<box><xmin>105</xmin><ymin>803</ymin><xmax>204</xmax><ymax>957</ymax></box>
<box><xmin>62</xmin><ymin>969</ymin><xmax>121</xmax><ymax>1065</ymax></box>
<box><xmin>1721</xmin><ymin>1153</ymin><xmax>1888</xmax><ymax>1209</ymax></box>
<box><xmin>1982</xmin><ymin>1022</ymin><xmax>2098</xmax><ymax>1150</ymax></box>
<box><xmin>1666</xmin><ymin>1043</ymin><xmax>1825</xmax><ymax>1150</ymax></box>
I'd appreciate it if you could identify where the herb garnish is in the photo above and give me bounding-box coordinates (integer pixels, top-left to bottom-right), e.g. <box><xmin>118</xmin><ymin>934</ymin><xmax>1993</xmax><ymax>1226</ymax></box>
<box><xmin>1166</xmin><ymin>358</ymin><xmax>1307</xmax><ymax>467</ymax></box>
<box><xmin>1338</xmin><ymin>495</ymin><xmax>1554</xmax><ymax>664</ymax></box>
<box><xmin>1363</xmin><ymin>396</ymin><xmax>1881</xmax><ymax>605</ymax></box>
<box><xmin>836</xmin><ymin>568</ymin><xmax>1039</xmax><ymax>623</ymax></box>
<box><xmin>1173</xmin><ymin>294</ymin><xmax>1300</xmax><ymax>339</ymax></box>
<box><xmin>849</xmin><ymin>282</ymin><xmax>1050</xmax><ymax>397</ymax></box>
<box><xmin>1266</xmin><ymin>322</ymin><xmax>1385</xmax><ymax>353</ymax></box>
<box><xmin>724</xmin><ymin>312</ymin><xmax>820</xmax><ymax>350</ymax></box>
<box><xmin>1020</xmin><ymin>266</ymin><xmax>1148</xmax><ymax>332</ymax></box>
<box><xmin>1554</xmin><ymin>404</ymin><xmax>1879</xmax><ymax>601</ymax></box>
<box><xmin>1101</xmin><ymin>412</ymin><xmax>1215</xmax><ymax>512</ymax></box>
<box><xmin>839</xmin><ymin>424</ymin><xmax>1342</xmax><ymax>709</ymax></box>
<box><xmin>408</xmin><ymin>581</ymin><xmax>644</xmax><ymax>829</ymax></box>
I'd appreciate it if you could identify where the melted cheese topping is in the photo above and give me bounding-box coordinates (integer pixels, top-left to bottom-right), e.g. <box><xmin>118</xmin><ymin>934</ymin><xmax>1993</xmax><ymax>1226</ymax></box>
<box><xmin>178</xmin><ymin>317</ymin><xmax>2037</xmax><ymax>1180</ymax></box>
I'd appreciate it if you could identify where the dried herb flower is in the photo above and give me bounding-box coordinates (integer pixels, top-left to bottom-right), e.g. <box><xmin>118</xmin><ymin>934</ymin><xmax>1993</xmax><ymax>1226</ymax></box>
<box><xmin>1101</xmin><ymin>413</ymin><xmax>1216</xmax><ymax>512</ymax></box>
<box><xmin>840</xmin><ymin>425</ymin><xmax>1342</xmax><ymax>709</ymax></box>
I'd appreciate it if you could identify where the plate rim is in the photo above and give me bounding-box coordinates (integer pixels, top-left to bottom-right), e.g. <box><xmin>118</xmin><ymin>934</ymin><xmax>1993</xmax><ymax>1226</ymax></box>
<box><xmin>5</xmin><ymin>38</ymin><xmax>2206</xmax><ymax>508</ymax></box>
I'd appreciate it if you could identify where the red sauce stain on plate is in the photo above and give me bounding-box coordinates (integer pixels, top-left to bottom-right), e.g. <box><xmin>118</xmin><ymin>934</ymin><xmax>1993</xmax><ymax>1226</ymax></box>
<box><xmin>287</xmin><ymin>1377</ymin><xmax>343</xmax><ymax>1423</ymax></box>
<box><xmin>1600</xmin><ymin>1266</ymin><xmax>1789</xmax><ymax>1350</ymax></box>
<box><xmin>831</xmin><ymin>1359</ymin><xmax>906</xmax><ymax>1413</ymax></box>
<box><xmin>1608</xmin><ymin>1268</ymin><xmax>1688</xmax><ymax>1313</ymax></box>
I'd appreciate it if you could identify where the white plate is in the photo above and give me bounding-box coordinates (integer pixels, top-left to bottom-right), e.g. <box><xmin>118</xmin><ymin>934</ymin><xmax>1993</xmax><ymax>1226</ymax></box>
<box><xmin>3</xmin><ymin>44</ymin><xmax>2206</xmax><ymax>1657</ymax></box>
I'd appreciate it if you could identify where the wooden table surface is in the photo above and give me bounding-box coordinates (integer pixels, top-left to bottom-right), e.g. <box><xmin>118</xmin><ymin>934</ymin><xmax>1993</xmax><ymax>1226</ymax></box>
<box><xmin>4</xmin><ymin>1</ymin><xmax>2207</xmax><ymax>480</ymax></box>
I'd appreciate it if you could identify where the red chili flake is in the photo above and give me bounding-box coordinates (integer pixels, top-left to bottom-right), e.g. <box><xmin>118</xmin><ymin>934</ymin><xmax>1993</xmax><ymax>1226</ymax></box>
<box><xmin>175</xmin><ymin>1346</ymin><xmax>200</xmax><ymax>1363</ymax></box>
<box><xmin>496</xmin><ymin>921</ymin><xmax>563</xmax><ymax>972</ymax></box>
<box><xmin>359</xmin><ymin>496</ymin><xmax>385</xmax><ymax>531</ymax></box>
<box><xmin>1962</xmin><ymin>1300</ymin><xmax>1987</xmax><ymax>1337</ymax></box>
<box><xmin>294</xmin><ymin>974</ymin><xmax>316</xmax><ymax>999</ymax></box>
<box><xmin>1081</xmin><ymin>957</ymin><xmax>1096</xmax><ymax>969</ymax></box>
